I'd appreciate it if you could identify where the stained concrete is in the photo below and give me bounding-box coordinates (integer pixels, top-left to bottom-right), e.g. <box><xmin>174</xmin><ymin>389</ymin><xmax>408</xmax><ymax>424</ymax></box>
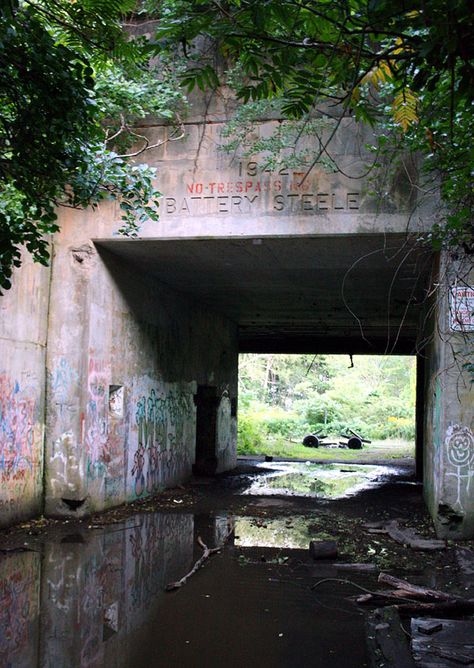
<box><xmin>96</xmin><ymin>235</ymin><xmax>432</xmax><ymax>354</ymax></box>
<box><xmin>0</xmin><ymin>94</ymin><xmax>472</xmax><ymax>537</ymax></box>
<box><xmin>423</xmin><ymin>252</ymin><xmax>474</xmax><ymax>538</ymax></box>
<box><xmin>45</xmin><ymin>241</ymin><xmax>238</xmax><ymax>518</ymax></box>
<box><xmin>0</xmin><ymin>252</ymin><xmax>50</xmax><ymax>527</ymax></box>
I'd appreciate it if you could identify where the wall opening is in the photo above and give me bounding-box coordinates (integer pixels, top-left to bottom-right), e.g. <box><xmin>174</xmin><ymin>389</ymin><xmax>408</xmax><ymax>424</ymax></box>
<box><xmin>238</xmin><ymin>353</ymin><xmax>417</xmax><ymax>471</ymax></box>
<box><xmin>193</xmin><ymin>385</ymin><xmax>219</xmax><ymax>475</ymax></box>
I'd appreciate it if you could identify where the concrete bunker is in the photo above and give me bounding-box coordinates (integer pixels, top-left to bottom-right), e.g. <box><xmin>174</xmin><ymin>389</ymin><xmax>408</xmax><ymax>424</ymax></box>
<box><xmin>84</xmin><ymin>234</ymin><xmax>471</xmax><ymax>538</ymax></box>
<box><xmin>0</xmin><ymin>111</ymin><xmax>472</xmax><ymax>537</ymax></box>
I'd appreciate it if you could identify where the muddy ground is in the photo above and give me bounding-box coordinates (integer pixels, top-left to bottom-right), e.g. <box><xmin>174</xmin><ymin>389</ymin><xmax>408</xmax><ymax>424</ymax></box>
<box><xmin>1</xmin><ymin>458</ymin><xmax>473</xmax><ymax>667</ymax></box>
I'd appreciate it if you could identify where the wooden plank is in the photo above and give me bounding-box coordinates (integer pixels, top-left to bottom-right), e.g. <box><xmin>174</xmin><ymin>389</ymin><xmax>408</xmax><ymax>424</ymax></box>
<box><xmin>411</xmin><ymin>617</ymin><xmax>474</xmax><ymax>667</ymax></box>
<box><xmin>384</xmin><ymin>520</ymin><xmax>446</xmax><ymax>551</ymax></box>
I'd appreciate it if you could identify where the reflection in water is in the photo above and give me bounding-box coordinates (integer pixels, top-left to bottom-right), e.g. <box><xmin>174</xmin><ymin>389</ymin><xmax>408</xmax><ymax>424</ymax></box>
<box><xmin>0</xmin><ymin>514</ymin><xmax>195</xmax><ymax>668</ymax></box>
<box><xmin>0</xmin><ymin>551</ymin><xmax>40</xmax><ymax>668</ymax></box>
<box><xmin>234</xmin><ymin>516</ymin><xmax>316</xmax><ymax>549</ymax></box>
<box><xmin>0</xmin><ymin>508</ymin><xmax>371</xmax><ymax>668</ymax></box>
<box><xmin>242</xmin><ymin>462</ymin><xmax>393</xmax><ymax>498</ymax></box>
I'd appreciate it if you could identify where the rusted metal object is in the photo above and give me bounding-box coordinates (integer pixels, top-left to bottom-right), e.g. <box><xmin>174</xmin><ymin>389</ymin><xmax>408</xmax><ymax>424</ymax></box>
<box><xmin>341</xmin><ymin>428</ymin><xmax>371</xmax><ymax>450</ymax></box>
<box><xmin>302</xmin><ymin>429</ymin><xmax>327</xmax><ymax>448</ymax></box>
<box><xmin>309</xmin><ymin>540</ymin><xmax>338</xmax><ymax>560</ymax></box>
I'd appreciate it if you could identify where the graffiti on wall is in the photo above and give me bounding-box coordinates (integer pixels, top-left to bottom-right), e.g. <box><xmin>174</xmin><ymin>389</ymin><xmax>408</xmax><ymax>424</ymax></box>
<box><xmin>132</xmin><ymin>384</ymin><xmax>194</xmax><ymax>498</ymax></box>
<box><xmin>85</xmin><ymin>359</ymin><xmax>109</xmax><ymax>481</ymax></box>
<box><xmin>84</xmin><ymin>361</ymin><xmax>127</xmax><ymax>504</ymax></box>
<box><xmin>0</xmin><ymin>553</ymin><xmax>39</xmax><ymax>667</ymax></box>
<box><xmin>445</xmin><ymin>424</ymin><xmax>474</xmax><ymax>511</ymax></box>
<box><xmin>0</xmin><ymin>375</ymin><xmax>40</xmax><ymax>510</ymax></box>
<box><xmin>216</xmin><ymin>390</ymin><xmax>232</xmax><ymax>465</ymax></box>
<box><xmin>49</xmin><ymin>357</ymin><xmax>78</xmax><ymax>405</ymax></box>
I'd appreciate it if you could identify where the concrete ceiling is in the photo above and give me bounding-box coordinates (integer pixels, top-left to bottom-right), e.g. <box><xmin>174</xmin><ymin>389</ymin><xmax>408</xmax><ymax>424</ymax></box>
<box><xmin>96</xmin><ymin>235</ymin><xmax>434</xmax><ymax>354</ymax></box>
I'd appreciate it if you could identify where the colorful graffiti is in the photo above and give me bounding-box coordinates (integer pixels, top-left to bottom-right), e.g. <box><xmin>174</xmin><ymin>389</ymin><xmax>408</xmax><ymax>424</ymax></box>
<box><xmin>0</xmin><ymin>553</ymin><xmax>39</xmax><ymax>667</ymax></box>
<box><xmin>132</xmin><ymin>386</ymin><xmax>194</xmax><ymax>497</ymax></box>
<box><xmin>0</xmin><ymin>375</ymin><xmax>38</xmax><ymax>487</ymax></box>
<box><xmin>445</xmin><ymin>424</ymin><xmax>474</xmax><ymax>510</ymax></box>
<box><xmin>49</xmin><ymin>357</ymin><xmax>78</xmax><ymax>404</ymax></box>
<box><xmin>85</xmin><ymin>359</ymin><xmax>110</xmax><ymax>481</ymax></box>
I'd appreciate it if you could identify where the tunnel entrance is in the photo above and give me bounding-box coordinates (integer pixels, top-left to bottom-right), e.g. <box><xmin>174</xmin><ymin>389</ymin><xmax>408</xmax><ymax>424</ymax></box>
<box><xmin>92</xmin><ymin>234</ymin><xmax>431</xmax><ymax>509</ymax></box>
<box><xmin>237</xmin><ymin>353</ymin><xmax>419</xmax><ymax>494</ymax></box>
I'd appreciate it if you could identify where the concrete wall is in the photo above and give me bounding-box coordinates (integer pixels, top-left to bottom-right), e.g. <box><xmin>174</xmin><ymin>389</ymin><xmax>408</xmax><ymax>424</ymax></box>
<box><xmin>44</xmin><ymin>210</ymin><xmax>238</xmax><ymax>518</ymax></box>
<box><xmin>0</xmin><ymin>86</ymin><xmax>469</xmax><ymax>537</ymax></box>
<box><xmin>423</xmin><ymin>250</ymin><xmax>474</xmax><ymax>538</ymax></box>
<box><xmin>0</xmin><ymin>253</ymin><xmax>50</xmax><ymax>527</ymax></box>
<box><xmin>93</xmin><ymin>117</ymin><xmax>434</xmax><ymax>243</ymax></box>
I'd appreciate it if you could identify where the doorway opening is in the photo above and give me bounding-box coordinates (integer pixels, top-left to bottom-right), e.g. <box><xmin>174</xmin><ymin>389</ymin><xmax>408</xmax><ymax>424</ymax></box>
<box><xmin>193</xmin><ymin>385</ymin><xmax>219</xmax><ymax>475</ymax></box>
<box><xmin>238</xmin><ymin>353</ymin><xmax>418</xmax><ymax>471</ymax></box>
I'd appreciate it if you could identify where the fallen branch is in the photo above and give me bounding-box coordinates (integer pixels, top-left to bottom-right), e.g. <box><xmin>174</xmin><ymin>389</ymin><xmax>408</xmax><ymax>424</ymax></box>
<box><xmin>354</xmin><ymin>590</ymin><xmax>416</xmax><ymax>605</ymax></box>
<box><xmin>378</xmin><ymin>573</ymin><xmax>461</xmax><ymax>603</ymax></box>
<box><xmin>354</xmin><ymin>572</ymin><xmax>474</xmax><ymax>616</ymax></box>
<box><xmin>383</xmin><ymin>520</ymin><xmax>446</xmax><ymax>551</ymax></box>
<box><xmin>165</xmin><ymin>524</ymin><xmax>233</xmax><ymax>592</ymax></box>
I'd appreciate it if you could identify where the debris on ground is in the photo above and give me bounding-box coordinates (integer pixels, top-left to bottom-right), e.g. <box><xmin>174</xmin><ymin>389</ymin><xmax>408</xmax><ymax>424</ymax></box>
<box><xmin>309</xmin><ymin>539</ymin><xmax>338</xmax><ymax>560</ymax></box>
<box><xmin>365</xmin><ymin>519</ymin><xmax>446</xmax><ymax>551</ymax></box>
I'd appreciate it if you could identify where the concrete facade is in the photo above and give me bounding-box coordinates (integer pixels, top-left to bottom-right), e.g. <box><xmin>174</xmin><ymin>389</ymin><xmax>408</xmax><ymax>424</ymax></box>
<box><xmin>0</xmin><ymin>253</ymin><xmax>50</xmax><ymax>527</ymax></box>
<box><xmin>0</xmin><ymin>93</ymin><xmax>472</xmax><ymax>536</ymax></box>
<box><xmin>44</xmin><ymin>209</ymin><xmax>238</xmax><ymax>517</ymax></box>
<box><xmin>423</xmin><ymin>252</ymin><xmax>474</xmax><ymax>538</ymax></box>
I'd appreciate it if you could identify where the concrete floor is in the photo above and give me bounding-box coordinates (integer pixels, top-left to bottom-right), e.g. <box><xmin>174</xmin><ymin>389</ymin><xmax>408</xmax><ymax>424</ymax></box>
<box><xmin>0</xmin><ymin>459</ymin><xmax>469</xmax><ymax>667</ymax></box>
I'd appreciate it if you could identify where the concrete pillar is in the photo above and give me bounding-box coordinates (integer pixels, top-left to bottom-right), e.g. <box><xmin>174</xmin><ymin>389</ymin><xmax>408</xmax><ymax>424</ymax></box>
<box><xmin>0</xmin><ymin>253</ymin><xmax>50</xmax><ymax>526</ymax></box>
<box><xmin>44</xmin><ymin>211</ymin><xmax>239</xmax><ymax>519</ymax></box>
<box><xmin>423</xmin><ymin>249</ymin><xmax>474</xmax><ymax>538</ymax></box>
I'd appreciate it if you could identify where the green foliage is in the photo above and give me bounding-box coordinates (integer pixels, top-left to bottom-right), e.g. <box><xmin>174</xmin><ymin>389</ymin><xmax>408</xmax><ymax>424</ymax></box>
<box><xmin>0</xmin><ymin>1</ymin><xmax>184</xmax><ymax>293</ymax></box>
<box><xmin>219</xmin><ymin>99</ymin><xmax>337</xmax><ymax>173</ymax></box>
<box><xmin>238</xmin><ymin>354</ymin><xmax>416</xmax><ymax>451</ymax></box>
<box><xmin>237</xmin><ymin>414</ymin><xmax>266</xmax><ymax>454</ymax></box>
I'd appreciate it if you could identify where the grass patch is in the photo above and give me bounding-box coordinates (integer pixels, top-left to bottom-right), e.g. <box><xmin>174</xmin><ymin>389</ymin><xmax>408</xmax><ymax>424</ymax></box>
<box><xmin>237</xmin><ymin>438</ymin><xmax>414</xmax><ymax>462</ymax></box>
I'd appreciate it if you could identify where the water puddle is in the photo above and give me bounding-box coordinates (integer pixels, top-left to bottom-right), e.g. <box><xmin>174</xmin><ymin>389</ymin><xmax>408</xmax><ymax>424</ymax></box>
<box><xmin>0</xmin><ymin>510</ymin><xmax>369</xmax><ymax>667</ymax></box>
<box><xmin>234</xmin><ymin>515</ymin><xmax>318</xmax><ymax>549</ymax></box>
<box><xmin>242</xmin><ymin>461</ymin><xmax>394</xmax><ymax>498</ymax></box>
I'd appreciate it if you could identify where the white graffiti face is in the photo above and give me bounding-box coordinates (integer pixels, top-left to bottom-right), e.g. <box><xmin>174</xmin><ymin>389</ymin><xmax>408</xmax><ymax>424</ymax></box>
<box><xmin>446</xmin><ymin>425</ymin><xmax>474</xmax><ymax>469</ymax></box>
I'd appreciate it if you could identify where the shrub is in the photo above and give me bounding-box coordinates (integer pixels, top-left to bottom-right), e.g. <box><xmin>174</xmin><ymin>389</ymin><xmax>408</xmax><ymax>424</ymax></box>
<box><xmin>237</xmin><ymin>414</ymin><xmax>266</xmax><ymax>454</ymax></box>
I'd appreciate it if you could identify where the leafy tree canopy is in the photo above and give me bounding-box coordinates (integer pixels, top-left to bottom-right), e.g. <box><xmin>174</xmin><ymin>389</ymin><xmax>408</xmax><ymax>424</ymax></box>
<box><xmin>153</xmin><ymin>0</ymin><xmax>473</xmax><ymax>250</ymax></box>
<box><xmin>2</xmin><ymin>1</ymin><xmax>472</xmax><ymax>294</ymax></box>
<box><xmin>0</xmin><ymin>0</ymin><xmax>185</xmax><ymax>292</ymax></box>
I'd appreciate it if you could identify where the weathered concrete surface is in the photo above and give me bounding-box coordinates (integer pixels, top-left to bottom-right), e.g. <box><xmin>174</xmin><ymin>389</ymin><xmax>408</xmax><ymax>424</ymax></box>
<box><xmin>96</xmin><ymin>118</ymin><xmax>435</xmax><ymax>242</ymax></box>
<box><xmin>45</xmin><ymin>216</ymin><xmax>238</xmax><ymax>518</ymax></box>
<box><xmin>97</xmin><ymin>235</ymin><xmax>433</xmax><ymax>354</ymax></box>
<box><xmin>423</xmin><ymin>250</ymin><xmax>474</xmax><ymax>539</ymax></box>
<box><xmin>0</xmin><ymin>253</ymin><xmax>50</xmax><ymax>527</ymax></box>
<box><xmin>0</xmin><ymin>549</ymin><xmax>41</xmax><ymax>666</ymax></box>
<box><xmin>0</xmin><ymin>91</ymin><xmax>471</xmax><ymax>540</ymax></box>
